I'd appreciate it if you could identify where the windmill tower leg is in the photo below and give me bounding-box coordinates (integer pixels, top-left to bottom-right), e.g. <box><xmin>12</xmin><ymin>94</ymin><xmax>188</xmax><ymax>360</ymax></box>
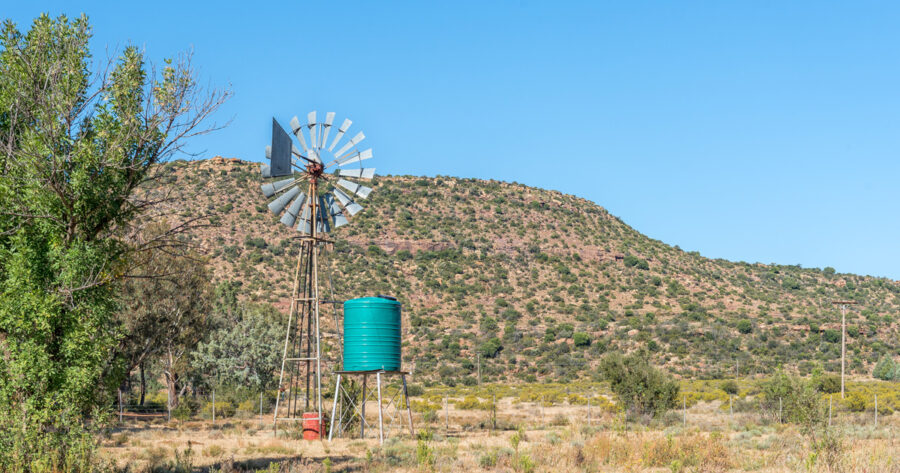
<box><xmin>402</xmin><ymin>374</ymin><xmax>415</xmax><ymax>437</ymax></box>
<box><xmin>273</xmin><ymin>181</ymin><xmax>325</xmax><ymax>436</ymax></box>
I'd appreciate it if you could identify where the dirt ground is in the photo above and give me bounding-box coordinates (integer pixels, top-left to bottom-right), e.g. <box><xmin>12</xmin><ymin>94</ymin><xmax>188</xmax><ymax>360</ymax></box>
<box><xmin>101</xmin><ymin>395</ymin><xmax>899</xmax><ymax>472</ymax></box>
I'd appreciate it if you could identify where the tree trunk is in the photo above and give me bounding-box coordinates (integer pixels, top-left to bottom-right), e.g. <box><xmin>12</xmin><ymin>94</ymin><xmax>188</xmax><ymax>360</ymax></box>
<box><xmin>139</xmin><ymin>362</ymin><xmax>146</xmax><ymax>406</ymax></box>
<box><xmin>164</xmin><ymin>350</ymin><xmax>179</xmax><ymax>409</ymax></box>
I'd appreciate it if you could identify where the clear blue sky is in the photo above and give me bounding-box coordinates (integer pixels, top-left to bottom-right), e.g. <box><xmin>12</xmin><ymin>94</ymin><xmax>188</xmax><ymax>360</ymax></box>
<box><xmin>7</xmin><ymin>2</ymin><xmax>900</xmax><ymax>279</ymax></box>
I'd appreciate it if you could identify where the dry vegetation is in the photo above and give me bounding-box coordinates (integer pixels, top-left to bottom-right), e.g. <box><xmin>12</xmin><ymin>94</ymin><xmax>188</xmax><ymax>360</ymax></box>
<box><xmin>102</xmin><ymin>380</ymin><xmax>898</xmax><ymax>472</ymax></box>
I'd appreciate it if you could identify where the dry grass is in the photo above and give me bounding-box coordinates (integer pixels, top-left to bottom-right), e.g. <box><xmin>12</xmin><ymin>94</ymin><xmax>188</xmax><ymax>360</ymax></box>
<box><xmin>99</xmin><ymin>396</ymin><xmax>899</xmax><ymax>472</ymax></box>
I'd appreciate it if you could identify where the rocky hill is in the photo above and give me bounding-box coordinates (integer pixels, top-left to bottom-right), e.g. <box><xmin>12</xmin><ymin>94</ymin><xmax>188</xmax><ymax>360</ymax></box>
<box><xmin>142</xmin><ymin>158</ymin><xmax>900</xmax><ymax>384</ymax></box>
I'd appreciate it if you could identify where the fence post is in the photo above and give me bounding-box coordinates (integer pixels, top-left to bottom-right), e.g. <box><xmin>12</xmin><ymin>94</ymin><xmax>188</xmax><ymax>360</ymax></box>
<box><xmin>212</xmin><ymin>389</ymin><xmax>216</xmax><ymax>425</ymax></box>
<box><xmin>875</xmin><ymin>394</ymin><xmax>878</xmax><ymax>428</ymax></box>
<box><xmin>118</xmin><ymin>389</ymin><xmax>123</xmax><ymax>424</ymax></box>
<box><xmin>828</xmin><ymin>395</ymin><xmax>832</xmax><ymax>427</ymax></box>
<box><xmin>444</xmin><ymin>396</ymin><xmax>449</xmax><ymax>433</ymax></box>
<box><xmin>587</xmin><ymin>397</ymin><xmax>591</xmax><ymax>426</ymax></box>
<box><xmin>541</xmin><ymin>396</ymin><xmax>544</xmax><ymax>425</ymax></box>
<box><xmin>779</xmin><ymin>398</ymin><xmax>782</xmax><ymax>424</ymax></box>
<box><xmin>682</xmin><ymin>395</ymin><xmax>686</xmax><ymax>428</ymax></box>
<box><xmin>491</xmin><ymin>394</ymin><xmax>496</xmax><ymax>432</ymax></box>
<box><xmin>259</xmin><ymin>392</ymin><xmax>263</xmax><ymax>427</ymax></box>
<box><xmin>729</xmin><ymin>396</ymin><xmax>733</xmax><ymax>418</ymax></box>
<box><xmin>167</xmin><ymin>387</ymin><xmax>171</xmax><ymax>422</ymax></box>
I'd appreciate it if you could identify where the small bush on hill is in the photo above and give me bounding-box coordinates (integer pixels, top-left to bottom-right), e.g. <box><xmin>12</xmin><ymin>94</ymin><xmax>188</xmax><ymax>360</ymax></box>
<box><xmin>598</xmin><ymin>351</ymin><xmax>678</xmax><ymax>418</ymax></box>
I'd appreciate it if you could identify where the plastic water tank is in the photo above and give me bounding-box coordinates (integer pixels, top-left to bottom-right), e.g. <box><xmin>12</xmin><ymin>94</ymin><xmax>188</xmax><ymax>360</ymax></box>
<box><xmin>342</xmin><ymin>296</ymin><xmax>402</xmax><ymax>371</ymax></box>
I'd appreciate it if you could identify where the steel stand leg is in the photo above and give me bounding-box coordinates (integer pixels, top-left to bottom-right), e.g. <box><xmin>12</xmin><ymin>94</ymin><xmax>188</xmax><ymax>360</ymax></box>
<box><xmin>377</xmin><ymin>372</ymin><xmax>384</xmax><ymax>445</ymax></box>
<box><xmin>361</xmin><ymin>374</ymin><xmax>367</xmax><ymax>439</ymax></box>
<box><xmin>328</xmin><ymin>374</ymin><xmax>341</xmax><ymax>441</ymax></box>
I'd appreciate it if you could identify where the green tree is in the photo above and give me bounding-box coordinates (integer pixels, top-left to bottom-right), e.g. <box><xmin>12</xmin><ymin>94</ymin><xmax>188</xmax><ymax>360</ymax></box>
<box><xmin>0</xmin><ymin>14</ymin><xmax>227</xmax><ymax>469</ymax></box>
<box><xmin>191</xmin><ymin>303</ymin><xmax>284</xmax><ymax>392</ymax></box>
<box><xmin>872</xmin><ymin>355</ymin><xmax>899</xmax><ymax>381</ymax></box>
<box><xmin>119</xmin><ymin>238</ymin><xmax>212</xmax><ymax>409</ymax></box>
<box><xmin>598</xmin><ymin>351</ymin><xmax>678</xmax><ymax>418</ymax></box>
<box><xmin>737</xmin><ymin>319</ymin><xmax>752</xmax><ymax>334</ymax></box>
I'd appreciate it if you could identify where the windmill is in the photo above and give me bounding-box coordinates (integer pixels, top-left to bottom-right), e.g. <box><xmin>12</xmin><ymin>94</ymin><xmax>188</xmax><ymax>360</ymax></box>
<box><xmin>259</xmin><ymin>111</ymin><xmax>374</xmax><ymax>433</ymax></box>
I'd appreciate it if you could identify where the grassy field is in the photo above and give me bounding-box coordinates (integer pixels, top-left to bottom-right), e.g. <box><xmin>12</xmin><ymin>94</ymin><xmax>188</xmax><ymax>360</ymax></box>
<box><xmin>102</xmin><ymin>380</ymin><xmax>898</xmax><ymax>472</ymax></box>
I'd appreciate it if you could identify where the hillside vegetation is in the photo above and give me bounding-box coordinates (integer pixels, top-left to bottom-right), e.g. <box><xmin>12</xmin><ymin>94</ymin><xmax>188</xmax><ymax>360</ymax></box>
<box><xmin>146</xmin><ymin>158</ymin><xmax>899</xmax><ymax>384</ymax></box>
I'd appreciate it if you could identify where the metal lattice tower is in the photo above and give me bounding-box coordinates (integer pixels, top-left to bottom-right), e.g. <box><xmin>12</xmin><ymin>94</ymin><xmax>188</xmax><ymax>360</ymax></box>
<box><xmin>259</xmin><ymin>111</ymin><xmax>375</xmax><ymax>432</ymax></box>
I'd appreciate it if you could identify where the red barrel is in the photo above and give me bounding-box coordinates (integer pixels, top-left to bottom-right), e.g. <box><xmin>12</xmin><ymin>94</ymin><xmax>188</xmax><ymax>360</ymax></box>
<box><xmin>302</xmin><ymin>412</ymin><xmax>322</xmax><ymax>440</ymax></box>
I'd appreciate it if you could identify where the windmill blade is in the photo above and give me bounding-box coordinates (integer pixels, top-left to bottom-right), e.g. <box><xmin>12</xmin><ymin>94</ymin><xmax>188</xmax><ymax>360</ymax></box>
<box><xmin>333</xmin><ymin>132</ymin><xmax>365</xmax><ymax>159</ymax></box>
<box><xmin>297</xmin><ymin>204</ymin><xmax>311</xmax><ymax>234</ymax></box>
<box><xmin>325</xmin><ymin>192</ymin><xmax>350</xmax><ymax>227</ymax></box>
<box><xmin>321</xmin><ymin>112</ymin><xmax>335</xmax><ymax>149</ymax></box>
<box><xmin>339</xmin><ymin>167</ymin><xmax>375</xmax><ymax>179</ymax></box>
<box><xmin>279</xmin><ymin>192</ymin><xmax>306</xmax><ymax>227</ymax></box>
<box><xmin>337</xmin><ymin>178</ymin><xmax>373</xmax><ymax>199</ymax></box>
<box><xmin>290</xmin><ymin>116</ymin><xmax>309</xmax><ymax>151</ymax></box>
<box><xmin>261</xmin><ymin>177</ymin><xmax>295</xmax><ymax>198</ymax></box>
<box><xmin>261</xmin><ymin>164</ymin><xmax>271</xmax><ymax>178</ymax></box>
<box><xmin>308</xmin><ymin>111</ymin><xmax>317</xmax><ymax>149</ymax></box>
<box><xmin>317</xmin><ymin>196</ymin><xmax>331</xmax><ymax>233</ymax></box>
<box><xmin>308</xmin><ymin>148</ymin><xmax>322</xmax><ymax>164</ymax></box>
<box><xmin>333</xmin><ymin>188</ymin><xmax>364</xmax><ymax>215</ymax></box>
<box><xmin>328</xmin><ymin>118</ymin><xmax>352</xmax><ymax>152</ymax></box>
<box><xmin>270</xmin><ymin>118</ymin><xmax>293</xmax><ymax>177</ymax></box>
<box><xmin>268</xmin><ymin>186</ymin><xmax>301</xmax><ymax>214</ymax></box>
<box><xmin>336</xmin><ymin>148</ymin><xmax>373</xmax><ymax>167</ymax></box>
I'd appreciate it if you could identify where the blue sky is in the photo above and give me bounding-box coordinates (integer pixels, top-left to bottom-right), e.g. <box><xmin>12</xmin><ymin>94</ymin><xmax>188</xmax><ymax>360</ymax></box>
<box><xmin>7</xmin><ymin>2</ymin><xmax>900</xmax><ymax>279</ymax></box>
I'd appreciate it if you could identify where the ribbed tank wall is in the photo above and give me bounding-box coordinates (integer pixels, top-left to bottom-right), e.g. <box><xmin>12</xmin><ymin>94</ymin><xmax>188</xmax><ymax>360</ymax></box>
<box><xmin>342</xmin><ymin>296</ymin><xmax>401</xmax><ymax>371</ymax></box>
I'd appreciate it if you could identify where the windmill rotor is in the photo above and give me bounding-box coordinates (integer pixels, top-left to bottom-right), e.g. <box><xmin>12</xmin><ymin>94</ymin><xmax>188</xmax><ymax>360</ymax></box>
<box><xmin>261</xmin><ymin>112</ymin><xmax>375</xmax><ymax>236</ymax></box>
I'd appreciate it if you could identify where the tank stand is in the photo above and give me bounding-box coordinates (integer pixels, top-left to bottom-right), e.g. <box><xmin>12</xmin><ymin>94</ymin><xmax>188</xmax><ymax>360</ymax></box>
<box><xmin>328</xmin><ymin>370</ymin><xmax>414</xmax><ymax>445</ymax></box>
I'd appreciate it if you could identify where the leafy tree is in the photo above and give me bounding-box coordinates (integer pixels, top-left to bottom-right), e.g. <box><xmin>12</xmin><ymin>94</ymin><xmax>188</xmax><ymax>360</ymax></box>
<box><xmin>737</xmin><ymin>319</ymin><xmax>752</xmax><ymax>334</ymax></box>
<box><xmin>119</xmin><ymin>236</ymin><xmax>212</xmax><ymax>409</ymax></box>
<box><xmin>598</xmin><ymin>351</ymin><xmax>678</xmax><ymax>418</ymax></box>
<box><xmin>191</xmin><ymin>303</ymin><xmax>284</xmax><ymax>392</ymax></box>
<box><xmin>872</xmin><ymin>355</ymin><xmax>899</xmax><ymax>381</ymax></box>
<box><xmin>823</xmin><ymin>330</ymin><xmax>841</xmax><ymax>344</ymax></box>
<box><xmin>0</xmin><ymin>14</ymin><xmax>227</xmax><ymax>468</ymax></box>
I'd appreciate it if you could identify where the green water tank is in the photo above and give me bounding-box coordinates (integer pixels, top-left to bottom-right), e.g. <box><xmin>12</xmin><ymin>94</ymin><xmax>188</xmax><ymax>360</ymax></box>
<box><xmin>343</xmin><ymin>296</ymin><xmax>402</xmax><ymax>371</ymax></box>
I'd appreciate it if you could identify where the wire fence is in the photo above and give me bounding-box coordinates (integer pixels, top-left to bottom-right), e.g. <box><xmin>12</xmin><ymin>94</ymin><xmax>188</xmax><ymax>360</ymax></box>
<box><xmin>112</xmin><ymin>388</ymin><xmax>893</xmax><ymax>439</ymax></box>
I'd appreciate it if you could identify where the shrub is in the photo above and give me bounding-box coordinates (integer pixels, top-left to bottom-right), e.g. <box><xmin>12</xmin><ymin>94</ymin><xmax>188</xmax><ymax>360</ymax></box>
<box><xmin>573</xmin><ymin>332</ymin><xmax>591</xmax><ymax>347</ymax></box>
<box><xmin>598</xmin><ymin>351</ymin><xmax>679</xmax><ymax>418</ymax></box>
<box><xmin>760</xmin><ymin>372</ymin><xmax>824</xmax><ymax>429</ymax></box>
<box><xmin>823</xmin><ymin>330</ymin><xmax>841</xmax><ymax>343</ymax></box>
<box><xmin>736</xmin><ymin>320</ymin><xmax>752</xmax><ymax>334</ymax></box>
<box><xmin>479</xmin><ymin>338</ymin><xmax>503</xmax><ymax>358</ymax></box>
<box><xmin>720</xmin><ymin>380</ymin><xmax>739</xmax><ymax>395</ymax></box>
<box><xmin>201</xmin><ymin>401</ymin><xmax>235</xmax><ymax>420</ymax></box>
<box><xmin>623</xmin><ymin>255</ymin><xmax>649</xmax><ymax>270</ymax></box>
<box><xmin>814</xmin><ymin>375</ymin><xmax>841</xmax><ymax>394</ymax></box>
